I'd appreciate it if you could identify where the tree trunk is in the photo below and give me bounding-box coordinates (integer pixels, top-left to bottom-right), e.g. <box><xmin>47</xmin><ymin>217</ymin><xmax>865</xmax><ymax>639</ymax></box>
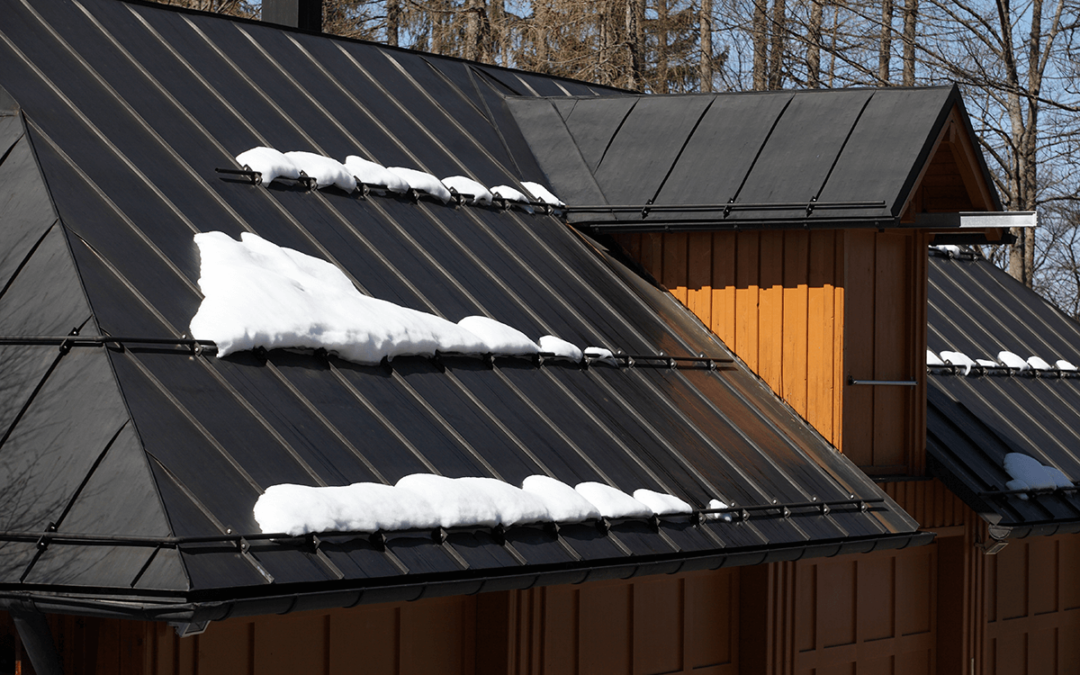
<box><xmin>625</xmin><ymin>0</ymin><xmax>645</xmax><ymax>90</ymax></box>
<box><xmin>768</xmin><ymin>0</ymin><xmax>786</xmax><ymax>89</ymax></box>
<box><xmin>807</xmin><ymin>0</ymin><xmax>823</xmax><ymax>87</ymax></box>
<box><xmin>700</xmin><ymin>0</ymin><xmax>713</xmax><ymax>92</ymax></box>
<box><xmin>657</xmin><ymin>0</ymin><xmax>670</xmax><ymax>92</ymax></box>
<box><xmin>386</xmin><ymin>0</ymin><xmax>399</xmax><ymax>46</ymax></box>
<box><xmin>753</xmin><ymin>0</ymin><xmax>768</xmax><ymax>89</ymax></box>
<box><xmin>901</xmin><ymin>0</ymin><xmax>917</xmax><ymax>84</ymax></box>
<box><xmin>879</xmin><ymin>0</ymin><xmax>893</xmax><ymax>83</ymax></box>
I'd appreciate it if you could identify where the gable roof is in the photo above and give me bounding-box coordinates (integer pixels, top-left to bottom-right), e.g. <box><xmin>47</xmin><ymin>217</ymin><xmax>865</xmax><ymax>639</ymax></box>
<box><xmin>508</xmin><ymin>87</ymin><xmax>1003</xmax><ymax>230</ymax></box>
<box><xmin>0</xmin><ymin>0</ymin><xmax>927</xmax><ymax>620</ymax></box>
<box><xmin>927</xmin><ymin>249</ymin><xmax>1080</xmax><ymax>539</ymax></box>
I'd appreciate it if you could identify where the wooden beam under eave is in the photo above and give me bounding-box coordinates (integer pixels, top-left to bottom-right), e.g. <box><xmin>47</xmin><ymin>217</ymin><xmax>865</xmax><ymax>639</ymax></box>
<box><xmin>897</xmin><ymin>106</ymin><xmax>1000</xmax><ymax>221</ymax></box>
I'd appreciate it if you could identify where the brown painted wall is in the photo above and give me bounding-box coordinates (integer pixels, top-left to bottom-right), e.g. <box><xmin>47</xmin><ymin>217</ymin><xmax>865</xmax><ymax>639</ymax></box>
<box><xmin>612</xmin><ymin>228</ymin><xmax>928</xmax><ymax>474</ymax></box>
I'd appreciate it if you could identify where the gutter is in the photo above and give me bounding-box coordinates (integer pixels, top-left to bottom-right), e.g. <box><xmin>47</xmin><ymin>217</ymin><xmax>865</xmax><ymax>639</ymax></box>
<box><xmin>0</xmin><ymin>531</ymin><xmax>933</xmax><ymax>624</ymax></box>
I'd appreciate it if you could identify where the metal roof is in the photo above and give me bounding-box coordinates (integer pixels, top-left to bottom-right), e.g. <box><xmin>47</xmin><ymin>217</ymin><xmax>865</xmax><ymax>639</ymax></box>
<box><xmin>507</xmin><ymin>87</ymin><xmax>1003</xmax><ymax>230</ymax></box>
<box><xmin>927</xmin><ymin>249</ymin><xmax>1080</xmax><ymax>538</ymax></box>
<box><xmin>0</xmin><ymin>0</ymin><xmax>925</xmax><ymax>620</ymax></box>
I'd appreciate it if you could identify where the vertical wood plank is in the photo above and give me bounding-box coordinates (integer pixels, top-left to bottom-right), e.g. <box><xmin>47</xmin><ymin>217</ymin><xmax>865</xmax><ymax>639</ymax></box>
<box><xmin>842</xmin><ymin>230</ymin><xmax>875</xmax><ymax>466</ymax></box>
<box><xmin>833</xmin><ymin>232</ymin><xmax>846</xmax><ymax>452</ymax></box>
<box><xmin>686</xmin><ymin>231</ymin><xmax>714</xmax><ymax>330</ymax></box>
<box><xmin>330</xmin><ymin>605</ymin><xmax>398</xmax><ymax>675</ymax></box>
<box><xmin>632</xmin><ymin>577</ymin><xmax>683</xmax><ymax>675</ymax></box>
<box><xmin>541</xmin><ymin>586</ymin><xmax>577</xmax><ymax>675</ymax></box>
<box><xmin>711</xmin><ymin>232</ymin><xmax>737</xmax><ymax>347</ymax></box>
<box><xmin>662</xmin><ymin>232</ymin><xmax>689</xmax><ymax>304</ymax></box>
<box><xmin>578</xmin><ymin>582</ymin><xmax>631</xmax><ymax>675</ymax></box>
<box><xmin>400</xmin><ymin>597</ymin><xmax>471</xmax><ymax>675</ymax></box>
<box><xmin>735</xmin><ymin>232</ymin><xmax>760</xmax><ymax>372</ymax></box>
<box><xmin>196</xmin><ymin>619</ymin><xmax>252</xmax><ymax>675</ymax></box>
<box><xmin>782</xmin><ymin>231</ymin><xmax>810</xmax><ymax>418</ymax></box>
<box><xmin>807</xmin><ymin>231</ymin><xmax>836</xmax><ymax>444</ymax></box>
<box><xmin>757</xmin><ymin>231</ymin><xmax>785</xmax><ymax>396</ymax></box>
<box><xmin>872</xmin><ymin>232</ymin><xmax>910</xmax><ymax>469</ymax></box>
<box><xmin>640</xmin><ymin>234</ymin><xmax>663</xmax><ymax>284</ymax></box>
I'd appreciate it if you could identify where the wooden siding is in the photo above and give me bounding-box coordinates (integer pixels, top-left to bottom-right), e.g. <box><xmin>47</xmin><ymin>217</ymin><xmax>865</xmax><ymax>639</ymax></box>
<box><xmin>491</xmin><ymin>568</ymin><xmax>740</xmax><ymax>675</ymax></box>
<box><xmin>614</xmin><ymin>228</ymin><xmax>928</xmax><ymax>474</ymax></box>
<box><xmin>982</xmin><ymin>534</ymin><xmax>1080</xmax><ymax>674</ymax></box>
<box><xmin>741</xmin><ymin>547</ymin><xmax>938</xmax><ymax>675</ymax></box>
<box><xmin>883</xmin><ymin>479</ymin><xmax>968</xmax><ymax>530</ymax></box>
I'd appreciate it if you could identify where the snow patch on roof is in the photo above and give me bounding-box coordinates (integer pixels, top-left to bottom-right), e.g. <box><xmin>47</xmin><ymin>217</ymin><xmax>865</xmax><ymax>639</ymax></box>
<box><xmin>539</xmin><ymin>335</ymin><xmax>583</xmax><ymax>362</ymax></box>
<box><xmin>575</xmin><ymin>482</ymin><xmax>653</xmax><ymax>518</ymax></box>
<box><xmin>255</xmin><ymin>473</ymin><xmax>707</xmax><ymax>534</ymax></box>
<box><xmin>926</xmin><ymin>350</ymin><xmax>944</xmax><ymax>367</ymax></box>
<box><xmin>387</xmin><ymin>167</ymin><xmax>452</xmax><ymax>203</ymax></box>
<box><xmin>521</xmin><ymin>181</ymin><xmax>564</xmax><ymax>207</ymax></box>
<box><xmin>284</xmin><ymin>151</ymin><xmax>356</xmax><ymax>191</ymax></box>
<box><xmin>633</xmin><ymin>489</ymin><xmax>692</xmax><ymax>515</ymax></box>
<box><xmin>457</xmin><ymin>316</ymin><xmax>539</xmax><ymax>355</ymax></box>
<box><xmin>521</xmin><ymin>475</ymin><xmax>601</xmax><ymax>522</ymax></box>
<box><xmin>584</xmin><ymin>346</ymin><xmax>619</xmax><ymax>367</ymax></box>
<box><xmin>1003</xmin><ymin>453</ymin><xmax>1073</xmax><ymax>495</ymax></box>
<box><xmin>940</xmin><ymin>350</ymin><xmax>976</xmax><ymax>375</ymax></box>
<box><xmin>1057</xmin><ymin>359</ymin><xmax>1078</xmax><ymax>371</ymax></box>
<box><xmin>441</xmin><ymin>175</ymin><xmax>493</xmax><ymax>205</ymax></box>
<box><xmin>236</xmin><ymin>147</ymin><xmax>300</xmax><ymax>186</ymax></box>
<box><xmin>188</xmin><ymin>232</ymin><xmax>560</xmax><ymax>363</ymax></box>
<box><xmin>1027</xmin><ymin>355</ymin><xmax>1052</xmax><ymax>371</ymax></box>
<box><xmin>344</xmin><ymin>155</ymin><xmax>410</xmax><ymax>193</ymax></box>
<box><xmin>997</xmin><ymin>351</ymin><xmax>1030</xmax><ymax>370</ymax></box>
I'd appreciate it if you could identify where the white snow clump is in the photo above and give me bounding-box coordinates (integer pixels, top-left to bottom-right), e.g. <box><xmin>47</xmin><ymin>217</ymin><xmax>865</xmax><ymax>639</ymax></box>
<box><xmin>1056</xmin><ymin>359</ymin><xmax>1078</xmax><ymax>371</ymax></box>
<box><xmin>235</xmin><ymin>147</ymin><xmax>300</xmax><ymax>186</ymax></box>
<box><xmin>633</xmin><ymin>489</ymin><xmax>693</xmax><ymax>515</ymax></box>
<box><xmin>521</xmin><ymin>181</ymin><xmax>565</xmax><ymax>207</ymax></box>
<box><xmin>575</xmin><ymin>482</ymin><xmax>653</xmax><ymax>518</ymax></box>
<box><xmin>997</xmin><ymin>351</ymin><xmax>1030</xmax><ymax>370</ymax></box>
<box><xmin>253</xmin><ymin>482</ymin><xmax>437</xmax><ymax>536</ymax></box>
<box><xmin>491</xmin><ymin>185</ymin><xmax>531</xmax><ymax>204</ymax></box>
<box><xmin>1003</xmin><ymin>453</ymin><xmax>1072</xmax><ymax>496</ymax></box>
<box><xmin>284</xmin><ymin>151</ymin><xmax>356</xmax><ymax>191</ymax></box>
<box><xmin>940</xmin><ymin>350</ymin><xmax>976</xmax><ymax>375</ymax></box>
<box><xmin>584</xmin><ymin>346</ymin><xmax>619</xmax><ymax>367</ymax></box>
<box><xmin>976</xmin><ymin>358</ymin><xmax>998</xmax><ymax>367</ymax></box>
<box><xmin>386</xmin><ymin>167</ymin><xmax>452</xmax><ymax>203</ymax></box>
<box><xmin>521</xmin><ymin>475</ymin><xmax>601</xmax><ymax>522</ymax></box>
<box><xmin>1027</xmin><ymin>356</ymin><xmax>1052</xmax><ymax>371</ymax></box>
<box><xmin>191</xmin><ymin>231</ymin><xmax>495</xmax><ymax>361</ymax></box>
<box><xmin>931</xmin><ymin>244</ymin><xmax>961</xmax><ymax>256</ymax></box>
<box><xmin>255</xmin><ymin>473</ymin><xmax>704</xmax><ymax>535</ymax></box>
<box><xmin>457</xmin><ymin>316</ymin><xmax>539</xmax><ymax>355</ymax></box>
<box><xmin>926</xmin><ymin>350</ymin><xmax>944</xmax><ymax>367</ymax></box>
<box><xmin>344</xmin><ymin>156</ymin><xmax>410</xmax><ymax>193</ymax></box>
<box><xmin>706</xmin><ymin>498</ymin><xmax>733</xmax><ymax>522</ymax></box>
<box><xmin>539</xmin><ymin>335</ymin><xmax>583</xmax><ymax>362</ymax></box>
<box><xmin>441</xmin><ymin>176</ymin><xmax>494</xmax><ymax>205</ymax></box>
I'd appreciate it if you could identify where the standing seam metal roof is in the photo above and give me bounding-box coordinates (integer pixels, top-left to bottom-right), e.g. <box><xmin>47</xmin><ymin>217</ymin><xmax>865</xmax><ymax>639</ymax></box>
<box><xmin>0</xmin><ymin>0</ymin><xmax>923</xmax><ymax>619</ymax></box>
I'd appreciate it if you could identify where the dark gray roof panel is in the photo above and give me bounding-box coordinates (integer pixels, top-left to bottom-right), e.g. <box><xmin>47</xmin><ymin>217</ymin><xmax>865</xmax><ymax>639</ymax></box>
<box><xmin>816</xmin><ymin>87</ymin><xmax>955</xmax><ymax>219</ymax></box>
<box><xmin>0</xmin><ymin>0</ymin><xmax>923</xmax><ymax>612</ymax></box>
<box><xmin>508</xmin><ymin>87</ymin><xmax>997</xmax><ymax>229</ymax></box>
<box><xmin>927</xmin><ymin>251</ymin><xmax>1080</xmax><ymax>537</ymax></box>
<box><xmin>652</xmin><ymin>92</ymin><xmax>793</xmax><ymax>208</ymax></box>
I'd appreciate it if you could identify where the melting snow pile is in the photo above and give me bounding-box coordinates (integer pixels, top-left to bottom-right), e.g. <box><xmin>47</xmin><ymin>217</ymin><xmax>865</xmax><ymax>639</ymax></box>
<box><xmin>442</xmin><ymin>176</ymin><xmax>493</xmax><ymax>205</ymax></box>
<box><xmin>1003</xmin><ymin>453</ymin><xmax>1073</xmax><ymax>496</ymax></box>
<box><xmin>345</xmin><ymin>156</ymin><xmax>410</xmax><ymax>193</ymax></box>
<box><xmin>1057</xmin><ymin>360</ymin><xmax>1078</xmax><ymax>371</ymax></box>
<box><xmin>926</xmin><ymin>350</ymin><xmax>944</xmax><ymax>367</ymax></box>
<box><xmin>1027</xmin><ymin>356</ymin><xmax>1052</xmax><ymax>370</ymax></box>
<box><xmin>284</xmin><ymin>151</ymin><xmax>356</xmax><ymax>191</ymax></box>
<box><xmin>236</xmin><ymin>147</ymin><xmax>301</xmax><ymax>186</ymax></box>
<box><xmin>539</xmin><ymin>335</ymin><xmax>583</xmax><ymax>362</ymax></box>
<box><xmin>997</xmin><ymin>351</ymin><xmax>1029</xmax><ymax>370</ymax></box>
<box><xmin>189</xmin><ymin>232</ymin><xmax>583</xmax><ymax>363</ymax></box>
<box><xmin>254</xmin><ymin>474</ymin><xmax>709</xmax><ymax>536</ymax></box>
<box><xmin>233</xmin><ymin>148</ymin><xmax>564</xmax><ymax>210</ymax></box>
<box><xmin>387</xmin><ymin>167</ymin><xmax>453</xmax><ymax>203</ymax></box>
<box><xmin>522</xmin><ymin>181</ymin><xmax>565</xmax><ymax>207</ymax></box>
<box><xmin>584</xmin><ymin>346</ymin><xmax>619</xmax><ymax>367</ymax></box>
<box><xmin>940</xmin><ymin>351</ymin><xmax>975</xmax><ymax>375</ymax></box>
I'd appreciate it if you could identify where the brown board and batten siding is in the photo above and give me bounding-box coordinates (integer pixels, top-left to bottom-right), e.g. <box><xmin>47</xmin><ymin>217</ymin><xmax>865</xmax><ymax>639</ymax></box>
<box><xmin>613</xmin><ymin>228</ymin><xmax>929</xmax><ymax>475</ymax></box>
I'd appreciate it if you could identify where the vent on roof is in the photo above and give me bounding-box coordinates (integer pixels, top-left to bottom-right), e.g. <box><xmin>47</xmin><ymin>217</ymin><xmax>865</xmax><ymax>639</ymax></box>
<box><xmin>262</xmin><ymin>0</ymin><xmax>322</xmax><ymax>31</ymax></box>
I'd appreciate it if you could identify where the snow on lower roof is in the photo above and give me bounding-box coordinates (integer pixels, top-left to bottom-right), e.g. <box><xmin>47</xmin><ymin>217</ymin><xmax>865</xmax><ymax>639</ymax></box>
<box><xmin>236</xmin><ymin>147</ymin><xmax>300</xmax><ymax>186</ymax></box>
<box><xmin>254</xmin><ymin>474</ymin><xmax>703</xmax><ymax>536</ymax></box>
<box><xmin>1003</xmin><ymin>453</ymin><xmax>1073</xmax><ymax>495</ymax></box>
<box><xmin>189</xmin><ymin>232</ymin><xmax>574</xmax><ymax>363</ymax></box>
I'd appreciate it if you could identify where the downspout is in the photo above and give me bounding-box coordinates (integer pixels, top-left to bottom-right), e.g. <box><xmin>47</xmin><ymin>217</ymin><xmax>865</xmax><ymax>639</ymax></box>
<box><xmin>8</xmin><ymin>601</ymin><xmax>62</xmax><ymax>675</ymax></box>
